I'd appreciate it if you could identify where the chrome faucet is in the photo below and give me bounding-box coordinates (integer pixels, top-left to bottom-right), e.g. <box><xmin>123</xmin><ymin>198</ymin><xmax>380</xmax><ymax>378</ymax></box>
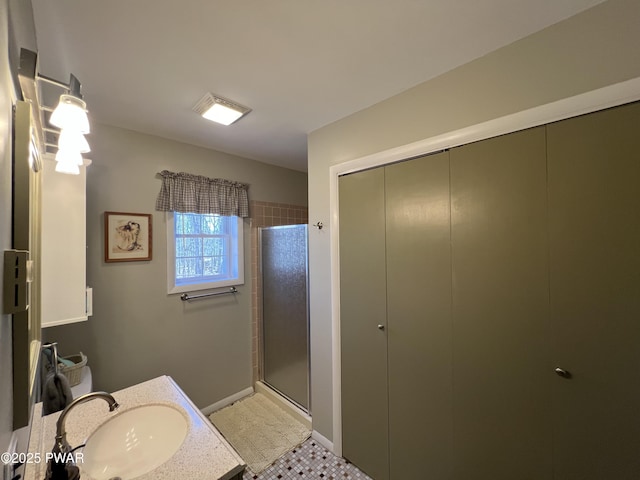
<box><xmin>47</xmin><ymin>391</ymin><xmax>119</xmax><ymax>480</ymax></box>
<box><xmin>54</xmin><ymin>391</ymin><xmax>120</xmax><ymax>454</ymax></box>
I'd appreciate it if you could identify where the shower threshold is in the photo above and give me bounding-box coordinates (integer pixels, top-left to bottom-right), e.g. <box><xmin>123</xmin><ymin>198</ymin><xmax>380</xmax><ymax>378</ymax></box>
<box><xmin>255</xmin><ymin>381</ymin><xmax>311</xmax><ymax>429</ymax></box>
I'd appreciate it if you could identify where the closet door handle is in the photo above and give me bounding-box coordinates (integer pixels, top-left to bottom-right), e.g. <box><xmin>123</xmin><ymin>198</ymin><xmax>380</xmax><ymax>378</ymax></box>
<box><xmin>377</xmin><ymin>324</ymin><xmax>385</xmax><ymax>331</ymax></box>
<box><xmin>555</xmin><ymin>367</ymin><xmax>572</xmax><ymax>379</ymax></box>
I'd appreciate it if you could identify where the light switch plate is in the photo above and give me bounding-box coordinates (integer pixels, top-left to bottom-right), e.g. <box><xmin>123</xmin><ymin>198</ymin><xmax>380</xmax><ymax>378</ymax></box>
<box><xmin>3</xmin><ymin>250</ymin><xmax>30</xmax><ymax>314</ymax></box>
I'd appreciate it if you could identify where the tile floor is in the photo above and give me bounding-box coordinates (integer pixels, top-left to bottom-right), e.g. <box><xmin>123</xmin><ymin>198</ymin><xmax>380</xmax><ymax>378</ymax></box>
<box><xmin>243</xmin><ymin>438</ymin><xmax>372</xmax><ymax>480</ymax></box>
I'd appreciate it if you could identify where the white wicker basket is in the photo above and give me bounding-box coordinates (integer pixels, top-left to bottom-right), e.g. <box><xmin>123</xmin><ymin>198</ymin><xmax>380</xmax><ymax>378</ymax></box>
<box><xmin>59</xmin><ymin>352</ymin><xmax>87</xmax><ymax>387</ymax></box>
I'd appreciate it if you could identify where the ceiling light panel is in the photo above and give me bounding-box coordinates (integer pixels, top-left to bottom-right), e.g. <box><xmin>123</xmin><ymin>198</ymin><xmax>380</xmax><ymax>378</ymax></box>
<box><xmin>193</xmin><ymin>93</ymin><xmax>251</xmax><ymax>126</ymax></box>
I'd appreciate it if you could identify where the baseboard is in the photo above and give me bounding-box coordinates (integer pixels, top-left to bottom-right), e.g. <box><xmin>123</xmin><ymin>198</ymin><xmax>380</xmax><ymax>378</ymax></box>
<box><xmin>311</xmin><ymin>430</ymin><xmax>334</xmax><ymax>453</ymax></box>
<box><xmin>200</xmin><ymin>386</ymin><xmax>254</xmax><ymax>416</ymax></box>
<box><xmin>254</xmin><ymin>381</ymin><xmax>312</xmax><ymax>429</ymax></box>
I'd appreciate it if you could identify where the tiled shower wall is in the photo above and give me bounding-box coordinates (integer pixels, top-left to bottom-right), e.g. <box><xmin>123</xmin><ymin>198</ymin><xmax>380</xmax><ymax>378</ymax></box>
<box><xmin>250</xmin><ymin>200</ymin><xmax>309</xmax><ymax>383</ymax></box>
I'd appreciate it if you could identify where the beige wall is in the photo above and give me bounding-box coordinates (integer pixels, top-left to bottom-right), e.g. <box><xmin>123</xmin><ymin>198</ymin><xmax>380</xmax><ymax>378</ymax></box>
<box><xmin>307</xmin><ymin>0</ymin><xmax>640</xmax><ymax>441</ymax></box>
<box><xmin>44</xmin><ymin>122</ymin><xmax>307</xmax><ymax>409</ymax></box>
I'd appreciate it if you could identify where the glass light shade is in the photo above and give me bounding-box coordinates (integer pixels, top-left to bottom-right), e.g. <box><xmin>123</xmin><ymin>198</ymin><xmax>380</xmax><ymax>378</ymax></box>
<box><xmin>54</xmin><ymin>159</ymin><xmax>80</xmax><ymax>175</ymax></box>
<box><xmin>50</xmin><ymin>94</ymin><xmax>90</xmax><ymax>133</ymax></box>
<box><xmin>202</xmin><ymin>103</ymin><xmax>244</xmax><ymax>126</ymax></box>
<box><xmin>55</xmin><ymin>148</ymin><xmax>84</xmax><ymax>166</ymax></box>
<box><xmin>58</xmin><ymin>129</ymin><xmax>91</xmax><ymax>153</ymax></box>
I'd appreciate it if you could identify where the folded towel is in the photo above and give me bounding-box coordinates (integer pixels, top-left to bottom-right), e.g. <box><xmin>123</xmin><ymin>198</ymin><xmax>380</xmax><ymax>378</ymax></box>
<box><xmin>42</xmin><ymin>372</ymin><xmax>74</xmax><ymax>415</ymax></box>
<box><xmin>58</xmin><ymin>356</ymin><xmax>76</xmax><ymax>368</ymax></box>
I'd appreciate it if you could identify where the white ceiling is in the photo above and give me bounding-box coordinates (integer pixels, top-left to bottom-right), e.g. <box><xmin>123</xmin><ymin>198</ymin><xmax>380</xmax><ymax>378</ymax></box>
<box><xmin>30</xmin><ymin>0</ymin><xmax>604</xmax><ymax>172</ymax></box>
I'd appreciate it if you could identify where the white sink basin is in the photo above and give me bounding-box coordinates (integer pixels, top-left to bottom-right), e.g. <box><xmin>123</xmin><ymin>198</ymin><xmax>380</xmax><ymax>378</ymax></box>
<box><xmin>82</xmin><ymin>404</ymin><xmax>188</xmax><ymax>479</ymax></box>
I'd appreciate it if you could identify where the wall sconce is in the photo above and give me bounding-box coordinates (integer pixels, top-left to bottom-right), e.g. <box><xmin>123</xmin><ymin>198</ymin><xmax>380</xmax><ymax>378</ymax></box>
<box><xmin>18</xmin><ymin>49</ymin><xmax>91</xmax><ymax>175</ymax></box>
<box><xmin>50</xmin><ymin>94</ymin><xmax>90</xmax><ymax>133</ymax></box>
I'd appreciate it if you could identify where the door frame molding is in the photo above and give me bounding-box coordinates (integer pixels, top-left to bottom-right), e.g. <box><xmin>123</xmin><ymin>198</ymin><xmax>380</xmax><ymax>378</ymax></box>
<box><xmin>327</xmin><ymin>76</ymin><xmax>640</xmax><ymax>456</ymax></box>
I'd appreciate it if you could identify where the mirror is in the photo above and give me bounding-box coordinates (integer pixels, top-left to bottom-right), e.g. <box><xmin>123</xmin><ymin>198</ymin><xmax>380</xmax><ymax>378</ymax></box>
<box><xmin>10</xmin><ymin>100</ymin><xmax>42</xmax><ymax>428</ymax></box>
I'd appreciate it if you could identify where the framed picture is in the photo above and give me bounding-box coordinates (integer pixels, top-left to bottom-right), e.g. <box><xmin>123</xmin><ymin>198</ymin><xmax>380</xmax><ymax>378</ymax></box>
<box><xmin>104</xmin><ymin>212</ymin><xmax>153</xmax><ymax>262</ymax></box>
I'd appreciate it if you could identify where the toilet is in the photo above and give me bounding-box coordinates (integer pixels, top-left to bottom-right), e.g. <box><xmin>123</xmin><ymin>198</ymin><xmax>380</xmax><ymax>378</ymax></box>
<box><xmin>70</xmin><ymin>365</ymin><xmax>92</xmax><ymax>398</ymax></box>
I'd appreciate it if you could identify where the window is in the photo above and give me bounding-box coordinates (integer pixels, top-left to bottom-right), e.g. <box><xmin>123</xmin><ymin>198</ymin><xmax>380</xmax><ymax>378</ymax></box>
<box><xmin>167</xmin><ymin>212</ymin><xmax>244</xmax><ymax>293</ymax></box>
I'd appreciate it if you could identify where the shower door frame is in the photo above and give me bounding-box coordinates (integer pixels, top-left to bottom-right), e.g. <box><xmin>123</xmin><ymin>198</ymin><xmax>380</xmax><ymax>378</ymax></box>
<box><xmin>258</xmin><ymin>224</ymin><xmax>311</xmax><ymax>413</ymax></box>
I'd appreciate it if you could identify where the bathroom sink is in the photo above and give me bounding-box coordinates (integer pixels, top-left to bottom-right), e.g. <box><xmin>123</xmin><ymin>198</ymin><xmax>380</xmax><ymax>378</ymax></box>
<box><xmin>82</xmin><ymin>404</ymin><xmax>188</xmax><ymax>479</ymax></box>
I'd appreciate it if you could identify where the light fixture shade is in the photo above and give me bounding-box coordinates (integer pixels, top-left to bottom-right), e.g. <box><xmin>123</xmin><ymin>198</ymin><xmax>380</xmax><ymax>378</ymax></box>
<box><xmin>202</xmin><ymin>103</ymin><xmax>245</xmax><ymax>126</ymax></box>
<box><xmin>50</xmin><ymin>94</ymin><xmax>90</xmax><ymax>133</ymax></box>
<box><xmin>58</xmin><ymin>129</ymin><xmax>91</xmax><ymax>153</ymax></box>
<box><xmin>55</xmin><ymin>148</ymin><xmax>84</xmax><ymax>166</ymax></box>
<box><xmin>193</xmin><ymin>93</ymin><xmax>251</xmax><ymax>126</ymax></box>
<box><xmin>54</xmin><ymin>159</ymin><xmax>80</xmax><ymax>175</ymax></box>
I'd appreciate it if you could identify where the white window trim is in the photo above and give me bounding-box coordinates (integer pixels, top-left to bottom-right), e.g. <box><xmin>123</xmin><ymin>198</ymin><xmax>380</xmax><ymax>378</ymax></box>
<box><xmin>166</xmin><ymin>212</ymin><xmax>244</xmax><ymax>294</ymax></box>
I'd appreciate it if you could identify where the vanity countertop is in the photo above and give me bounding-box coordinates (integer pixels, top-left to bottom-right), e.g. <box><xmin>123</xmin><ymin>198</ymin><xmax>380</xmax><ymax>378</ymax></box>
<box><xmin>25</xmin><ymin>375</ymin><xmax>246</xmax><ymax>480</ymax></box>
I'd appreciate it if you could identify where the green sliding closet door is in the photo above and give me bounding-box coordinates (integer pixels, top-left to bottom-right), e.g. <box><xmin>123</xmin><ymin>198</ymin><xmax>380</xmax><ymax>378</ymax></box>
<box><xmin>547</xmin><ymin>102</ymin><xmax>640</xmax><ymax>479</ymax></box>
<box><xmin>450</xmin><ymin>127</ymin><xmax>553</xmax><ymax>479</ymax></box>
<box><xmin>339</xmin><ymin>168</ymin><xmax>389</xmax><ymax>480</ymax></box>
<box><xmin>339</xmin><ymin>102</ymin><xmax>640</xmax><ymax>480</ymax></box>
<box><xmin>385</xmin><ymin>152</ymin><xmax>453</xmax><ymax>479</ymax></box>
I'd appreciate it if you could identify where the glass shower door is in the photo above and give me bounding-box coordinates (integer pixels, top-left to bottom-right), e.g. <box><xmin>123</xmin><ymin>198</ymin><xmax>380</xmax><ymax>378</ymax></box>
<box><xmin>260</xmin><ymin>225</ymin><xmax>309</xmax><ymax>411</ymax></box>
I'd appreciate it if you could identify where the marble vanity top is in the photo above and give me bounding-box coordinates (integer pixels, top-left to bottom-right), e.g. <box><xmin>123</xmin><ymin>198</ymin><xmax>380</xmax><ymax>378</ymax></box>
<box><xmin>25</xmin><ymin>376</ymin><xmax>245</xmax><ymax>480</ymax></box>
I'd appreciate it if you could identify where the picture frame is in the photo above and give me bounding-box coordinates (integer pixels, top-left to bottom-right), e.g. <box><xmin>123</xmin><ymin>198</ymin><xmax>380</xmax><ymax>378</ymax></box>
<box><xmin>104</xmin><ymin>212</ymin><xmax>153</xmax><ymax>262</ymax></box>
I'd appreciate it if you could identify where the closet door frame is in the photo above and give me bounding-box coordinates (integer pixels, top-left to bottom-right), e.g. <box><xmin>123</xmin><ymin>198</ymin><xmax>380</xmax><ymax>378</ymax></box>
<box><xmin>329</xmin><ymin>78</ymin><xmax>640</xmax><ymax>456</ymax></box>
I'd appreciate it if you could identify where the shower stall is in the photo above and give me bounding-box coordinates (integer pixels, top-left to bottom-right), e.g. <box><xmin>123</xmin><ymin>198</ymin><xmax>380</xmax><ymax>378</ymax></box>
<box><xmin>259</xmin><ymin>224</ymin><xmax>310</xmax><ymax>412</ymax></box>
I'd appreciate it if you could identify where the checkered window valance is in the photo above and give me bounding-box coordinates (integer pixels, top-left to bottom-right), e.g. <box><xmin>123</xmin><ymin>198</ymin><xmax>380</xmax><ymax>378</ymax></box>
<box><xmin>155</xmin><ymin>170</ymin><xmax>249</xmax><ymax>217</ymax></box>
